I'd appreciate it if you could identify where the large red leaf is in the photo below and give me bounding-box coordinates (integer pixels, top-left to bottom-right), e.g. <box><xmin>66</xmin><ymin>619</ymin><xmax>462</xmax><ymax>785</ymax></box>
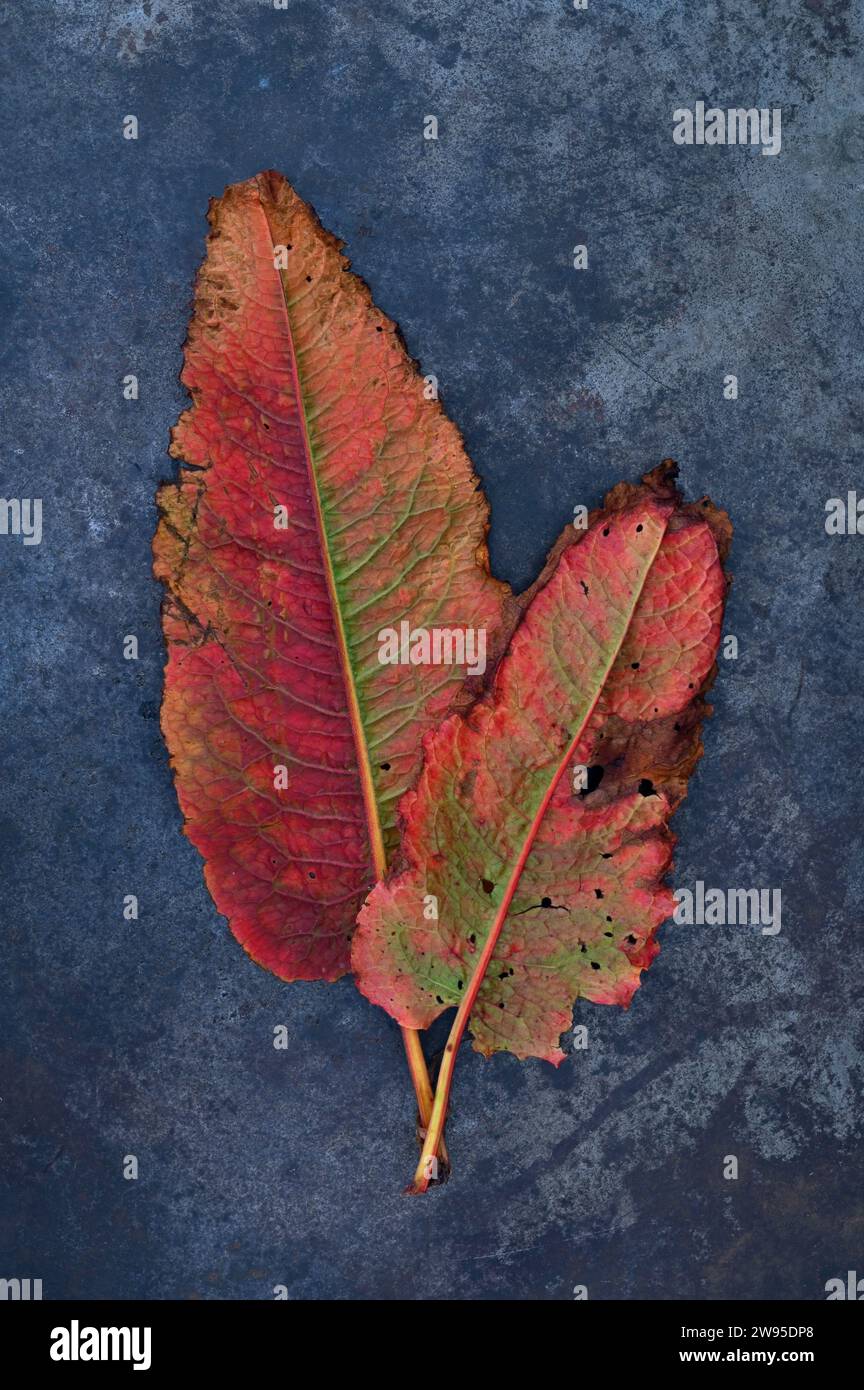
<box><xmin>351</xmin><ymin>463</ymin><xmax>731</xmax><ymax>1189</ymax></box>
<box><xmin>153</xmin><ymin>171</ymin><xmax>512</xmax><ymax>985</ymax></box>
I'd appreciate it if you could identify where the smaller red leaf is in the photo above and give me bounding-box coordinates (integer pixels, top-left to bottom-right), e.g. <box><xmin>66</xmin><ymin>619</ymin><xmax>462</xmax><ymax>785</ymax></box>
<box><xmin>353</xmin><ymin>462</ymin><xmax>732</xmax><ymax>1064</ymax></box>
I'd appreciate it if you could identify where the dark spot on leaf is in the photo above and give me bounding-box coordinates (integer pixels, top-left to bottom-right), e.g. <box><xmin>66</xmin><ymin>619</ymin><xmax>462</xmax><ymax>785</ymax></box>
<box><xmin>458</xmin><ymin>768</ymin><xmax>477</xmax><ymax>799</ymax></box>
<box><xmin>541</xmin><ymin>896</ymin><xmax>552</xmax><ymax>908</ymax></box>
<box><xmin>636</xmin><ymin>523</ymin><xmax>643</xmax><ymax>532</ymax></box>
<box><xmin>580</xmin><ymin>579</ymin><xmax>589</xmax><ymax>596</ymax></box>
<box><xmin>638</xmin><ymin>778</ymin><xmax>655</xmax><ymax>796</ymax></box>
<box><xmin>591</xmin><ymin>961</ymin><xmax>601</xmax><ymax>970</ymax></box>
<box><xmin>631</xmin><ymin>662</ymin><xmax>640</xmax><ymax>670</ymax></box>
<box><xmin>594</xmin><ymin>888</ymin><xmax>604</xmax><ymax>899</ymax></box>
<box><xmin>379</xmin><ymin>762</ymin><xmax>391</xmax><ymax>771</ymax></box>
<box><xmin>481</xmin><ymin>878</ymin><xmax>495</xmax><ymax>894</ymax></box>
<box><xmin>579</xmin><ymin>764</ymin><xmax>604</xmax><ymax>797</ymax></box>
<box><xmin>602</xmin><ymin>526</ymin><xmax>610</xmax><ymax>536</ymax></box>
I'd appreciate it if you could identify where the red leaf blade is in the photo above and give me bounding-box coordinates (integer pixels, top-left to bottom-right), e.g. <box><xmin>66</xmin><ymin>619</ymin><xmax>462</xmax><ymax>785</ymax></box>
<box><xmin>353</xmin><ymin>465</ymin><xmax>732</xmax><ymax>1060</ymax></box>
<box><xmin>153</xmin><ymin>172</ymin><xmax>511</xmax><ymax>981</ymax></box>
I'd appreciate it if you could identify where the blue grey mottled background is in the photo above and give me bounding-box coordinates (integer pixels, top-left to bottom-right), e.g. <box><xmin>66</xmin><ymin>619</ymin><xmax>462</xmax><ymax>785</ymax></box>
<box><xmin>1</xmin><ymin>0</ymin><xmax>862</xmax><ymax>1301</ymax></box>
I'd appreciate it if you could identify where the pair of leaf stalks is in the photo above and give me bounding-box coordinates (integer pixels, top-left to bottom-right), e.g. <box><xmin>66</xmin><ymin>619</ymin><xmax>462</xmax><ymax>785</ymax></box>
<box><xmin>153</xmin><ymin>172</ymin><xmax>731</xmax><ymax>1193</ymax></box>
